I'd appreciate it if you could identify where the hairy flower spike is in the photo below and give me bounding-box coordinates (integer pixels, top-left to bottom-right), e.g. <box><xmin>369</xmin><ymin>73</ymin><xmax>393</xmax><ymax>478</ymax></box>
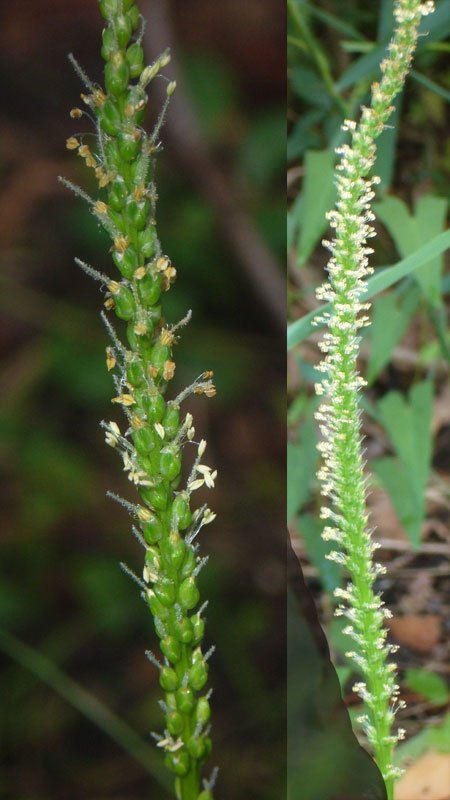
<box><xmin>314</xmin><ymin>2</ymin><xmax>434</xmax><ymax>798</ymax></box>
<box><xmin>64</xmin><ymin>2</ymin><xmax>217</xmax><ymax>797</ymax></box>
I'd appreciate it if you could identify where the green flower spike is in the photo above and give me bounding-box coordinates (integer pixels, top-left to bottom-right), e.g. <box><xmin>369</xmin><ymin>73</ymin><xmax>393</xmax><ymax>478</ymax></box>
<box><xmin>314</xmin><ymin>1</ymin><xmax>435</xmax><ymax>798</ymax></box>
<box><xmin>62</xmin><ymin>2</ymin><xmax>218</xmax><ymax>798</ymax></box>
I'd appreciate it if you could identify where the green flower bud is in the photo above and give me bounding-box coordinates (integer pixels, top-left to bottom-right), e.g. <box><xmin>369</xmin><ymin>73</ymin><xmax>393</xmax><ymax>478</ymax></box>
<box><xmin>138</xmin><ymin>225</ymin><xmax>156</xmax><ymax>258</ymax></box>
<box><xmin>140</xmin><ymin>483</ymin><xmax>168</xmax><ymax>510</ymax></box>
<box><xmin>148</xmin><ymin>591</ymin><xmax>171</xmax><ymax>622</ymax></box>
<box><xmin>117</xmin><ymin>131</ymin><xmax>140</xmax><ymax>162</ymax></box>
<box><xmin>160</xmin><ymin>635</ymin><xmax>181</xmax><ymax>664</ymax></box>
<box><xmin>132</xmin><ymin>426</ymin><xmax>155</xmax><ymax>456</ymax></box>
<box><xmin>191</xmin><ymin>613</ymin><xmax>205</xmax><ymax>646</ymax></box>
<box><xmin>160</xmin><ymin>532</ymin><xmax>185</xmax><ymax>570</ymax></box>
<box><xmin>115</xmin><ymin>13</ymin><xmax>133</xmax><ymax>48</ymax></box>
<box><xmin>188</xmin><ymin>660</ymin><xmax>208</xmax><ymax>691</ymax></box>
<box><xmin>111</xmin><ymin>284</ymin><xmax>135</xmax><ymax>320</ymax></box>
<box><xmin>170</xmin><ymin>492</ymin><xmax>192</xmax><ymax>531</ymax></box>
<box><xmin>179</xmin><ymin>547</ymin><xmax>196</xmax><ymax>580</ymax></box>
<box><xmin>107</xmin><ymin>207</ymin><xmax>126</xmax><ymax>235</ymax></box>
<box><xmin>154</xmin><ymin>580</ymin><xmax>176</xmax><ymax>607</ymax></box>
<box><xmin>108</xmin><ymin>180</ymin><xmax>128</xmax><ymax>211</ymax></box>
<box><xmin>166</xmin><ymin>749</ymin><xmax>190</xmax><ymax>777</ymax></box>
<box><xmin>143</xmin><ymin>392</ymin><xmax>165</xmax><ymax>422</ymax></box>
<box><xmin>170</xmin><ymin>616</ymin><xmax>193</xmax><ymax>644</ymax></box>
<box><xmin>163</xmin><ymin>405</ymin><xmax>180</xmax><ymax>438</ymax></box>
<box><xmin>130</xmin><ymin>152</ymin><xmax>148</xmax><ymax>184</ymax></box>
<box><xmin>128</xmin><ymin>3</ymin><xmax>140</xmax><ymax>30</ymax></box>
<box><xmin>159</xmin><ymin>665</ymin><xmax>178</xmax><ymax>692</ymax></box>
<box><xmin>137</xmin><ymin>273</ymin><xmax>162</xmax><ymax>306</ymax></box>
<box><xmin>178</xmin><ymin>576</ymin><xmax>200</xmax><ymax>611</ymax></box>
<box><xmin>186</xmin><ymin>735</ymin><xmax>206</xmax><ymax>760</ymax></box>
<box><xmin>126</xmin><ymin>43</ymin><xmax>144</xmax><ymax>78</ymax></box>
<box><xmin>153</xmin><ymin>614</ymin><xmax>166</xmax><ymax>639</ymax></box>
<box><xmin>126</xmin><ymin>199</ymin><xmax>149</xmax><ymax>230</ymax></box>
<box><xmin>141</xmin><ymin>514</ymin><xmax>164</xmax><ymax>545</ymax></box>
<box><xmin>176</xmin><ymin>686</ymin><xmax>195</xmax><ymax>714</ymax></box>
<box><xmin>160</xmin><ymin>448</ymin><xmax>182</xmax><ymax>480</ymax></box>
<box><xmin>126</xmin><ymin>360</ymin><xmax>145</xmax><ymax>386</ymax></box>
<box><xmin>166</xmin><ymin>692</ymin><xmax>177</xmax><ymax>710</ymax></box>
<box><xmin>121</xmin><ymin>246</ymin><xmax>141</xmax><ymax>278</ymax></box>
<box><xmin>105</xmin><ymin>138</ymin><xmax>122</xmax><ymax>170</ymax></box>
<box><xmin>166</xmin><ymin>709</ymin><xmax>184</xmax><ymax>736</ymax></box>
<box><xmin>126</xmin><ymin>323</ymin><xmax>152</xmax><ymax>356</ymax></box>
<box><xmin>195</xmin><ymin>696</ymin><xmax>211</xmax><ymax>725</ymax></box>
<box><xmin>99</xmin><ymin>0</ymin><xmax>119</xmax><ymax>19</ymax></box>
<box><xmin>100</xmin><ymin>98</ymin><xmax>122</xmax><ymax>136</ymax></box>
<box><xmin>144</xmin><ymin>546</ymin><xmax>160</xmax><ymax>571</ymax></box>
<box><xmin>101</xmin><ymin>27</ymin><xmax>115</xmax><ymax>60</ymax></box>
<box><xmin>105</xmin><ymin>55</ymin><xmax>129</xmax><ymax>97</ymax></box>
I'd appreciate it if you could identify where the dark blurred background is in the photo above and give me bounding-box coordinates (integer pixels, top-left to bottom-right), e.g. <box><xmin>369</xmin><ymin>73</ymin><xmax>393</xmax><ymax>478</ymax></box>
<box><xmin>0</xmin><ymin>1</ymin><xmax>286</xmax><ymax>798</ymax></box>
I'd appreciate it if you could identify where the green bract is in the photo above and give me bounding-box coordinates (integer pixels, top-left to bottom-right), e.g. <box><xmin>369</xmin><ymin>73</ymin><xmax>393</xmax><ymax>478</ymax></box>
<box><xmin>64</xmin><ymin>2</ymin><xmax>218</xmax><ymax>798</ymax></box>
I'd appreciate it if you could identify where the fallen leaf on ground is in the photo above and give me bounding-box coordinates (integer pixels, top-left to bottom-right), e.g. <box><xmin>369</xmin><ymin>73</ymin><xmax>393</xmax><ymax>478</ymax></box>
<box><xmin>395</xmin><ymin>751</ymin><xmax>450</xmax><ymax>800</ymax></box>
<box><xmin>388</xmin><ymin>615</ymin><xmax>441</xmax><ymax>652</ymax></box>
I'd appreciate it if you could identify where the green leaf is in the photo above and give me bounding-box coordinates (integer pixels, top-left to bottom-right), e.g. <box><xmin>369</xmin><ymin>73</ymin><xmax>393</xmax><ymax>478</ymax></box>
<box><xmin>410</xmin><ymin>68</ymin><xmax>450</xmax><ymax>103</ymax></box>
<box><xmin>287</xmin><ymin>109</ymin><xmax>324</xmax><ymax>162</ymax></box>
<box><xmin>0</xmin><ymin>627</ymin><xmax>171</xmax><ymax>789</ymax></box>
<box><xmin>404</xmin><ymin>668</ymin><xmax>450</xmax><ymax>705</ymax></box>
<box><xmin>395</xmin><ymin>713</ymin><xmax>450</xmax><ymax>765</ymax></box>
<box><xmin>287</xmin><ymin>229</ymin><xmax>450</xmax><ymax>349</ymax></box>
<box><xmin>428</xmin><ymin>713</ymin><xmax>450</xmax><ymax>752</ymax></box>
<box><xmin>367</xmin><ymin>284</ymin><xmax>420</xmax><ymax>384</ymax></box>
<box><xmin>373</xmin><ymin>380</ymin><xmax>434</xmax><ymax>548</ymax></box>
<box><xmin>372</xmin><ymin>456</ymin><xmax>423</xmax><ymax>548</ymax></box>
<box><xmin>289</xmin><ymin>65</ymin><xmax>330</xmax><ymax>108</ymax></box>
<box><xmin>335</xmin><ymin>0</ymin><xmax>450</xmax><ymax>91</ymax></box>
<box><xmin>296</xmin><ymin>149</ymin><xmax>337</xmax><ymax>267</ymax></box>
<box><xmin>296</xmin><ymin>1</ymin><xmax>365</xmax><ymax>40</ymax></box>
<box><xmin>297</xmin><ymin>514</ymin><xmax>342</xmax><ymax>593</ymax></box>
<box><xmin>374</xmin><ymin>194</ymin><xmax>449</xmax><ymax>307</ymax></box>
<box><xmin>378</xmin><ymin>380</ymin><xmax>433</xmax><ymax>497</ymax></box>
<box><xmin>287</xmin><ymin>415</ymin><xmax>318</xmax><ymax>521</ymax></box>
<box><xmin>394</xmin><ymin>728</ymin><xmax>432</xmax><ymax>765</ymax></box>
<box><xmin>239</xmin><ymin>108</ymin><xmax>286</xmax><ymax>185</ymax></box>
<box><xmin>374</xmin><ymin>94</ymin><xmax>401</xmax><ymax>191</ymax></box>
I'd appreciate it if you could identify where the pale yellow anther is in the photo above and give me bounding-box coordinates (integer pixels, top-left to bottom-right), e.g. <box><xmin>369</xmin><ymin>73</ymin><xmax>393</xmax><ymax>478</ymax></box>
<box><xmin>114</xmin><ymin>235</ymin><xmax>129</xmax><ymax>253</ymax></box>
<box><xmin>163</xmin><ymin>361</ymin><xmax>175</xmax><ymax>380</ymax></box>
<box><xmin>106</xmin><ymin>347</ymin><xmax>116</xmax><ymax>371</ymax></box>
<box><xmin>94</xmin><ymin>201</ymin><xmax>108</xmax><ymax>215</ymax></box>
<box><xmin>134</xmin><ymin>321</ymin><xmax>148</xmax><ymax>336</ymax></box>
<box><xmin>111</xmin><ymin>394</ymin><xmax>135</xmax><ymax>406</ymax></box>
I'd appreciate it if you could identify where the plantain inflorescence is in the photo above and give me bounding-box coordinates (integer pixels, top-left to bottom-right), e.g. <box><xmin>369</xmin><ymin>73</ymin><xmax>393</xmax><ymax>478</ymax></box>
<box><xmin>313</xmin><ymin>1</ymin><xmax>434</xmax><ymax>798</ymax></box>
<box><xmin>63</xmin><ymin>2</ymin><xmax>218</xmax><ymax>798</ymax></box>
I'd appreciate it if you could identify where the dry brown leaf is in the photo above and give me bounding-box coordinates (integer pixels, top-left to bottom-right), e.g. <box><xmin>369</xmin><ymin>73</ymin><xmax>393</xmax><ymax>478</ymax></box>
<box><xmin>395</xmin><ymin>751</ymin><xmax>450</xmax><ymax>800</ymax></box>
<box><xmin>388</xmin><ymin>615</ymin><xmax>442</xmax><ymax>653</ymax></box>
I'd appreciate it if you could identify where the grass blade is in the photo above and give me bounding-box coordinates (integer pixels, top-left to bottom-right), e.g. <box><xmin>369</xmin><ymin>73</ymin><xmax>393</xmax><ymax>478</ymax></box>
<box><xmin>287</xmin><ymin>229</ymin><xmax>450</xmax><ymax>349</ymax></box>
<box><xmin>0</xmin><ymin>626</ymin><xmax>171</xmax><ymax>790</ymax></box>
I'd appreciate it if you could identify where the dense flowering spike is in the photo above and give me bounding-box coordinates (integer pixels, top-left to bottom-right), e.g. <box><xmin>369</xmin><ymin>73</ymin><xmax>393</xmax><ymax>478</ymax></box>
<box><xmin>314</xmin><ymin>2</ymin><xmax>434</xmax><ymax>797</ymax></box>
<box><xmin>64</xmin><ymin>2</ymin><xmax>217</xmax><ymax>798</ymax></box>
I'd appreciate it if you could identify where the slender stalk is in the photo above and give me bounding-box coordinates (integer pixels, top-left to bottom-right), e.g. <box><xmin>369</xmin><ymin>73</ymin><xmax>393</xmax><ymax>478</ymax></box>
<box><xmin>63</xmin><ymin>2</ymin><xmax>218</xmax><ymax>798</ymax></box>
<box><xmin>313</xmin><ymin>2</ymin><xmax>435</xmax><ymax>797</ymax></box>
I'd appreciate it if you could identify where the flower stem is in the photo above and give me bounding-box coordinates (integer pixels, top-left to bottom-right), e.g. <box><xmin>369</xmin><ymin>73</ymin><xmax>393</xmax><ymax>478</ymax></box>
<box><xmin>314</xmin><ymin>0</ymin><xmax>435</xmax><ymax>791</ymax></box>
<box><xmin>64</xmin><ymin>1</ymin><xmax>218</xmax><ymax>797</ymax></box>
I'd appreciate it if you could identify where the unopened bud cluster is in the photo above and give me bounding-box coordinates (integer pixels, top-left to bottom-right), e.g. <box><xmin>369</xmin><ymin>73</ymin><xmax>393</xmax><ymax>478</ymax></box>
<box><xmin>313</xmin><ymin>1</ymin><xmax>433</xmax><ymax>796</ymax></box>
<box><xmin>64</xmin><ymin>2</ymin><xmax>218</xmax><ymax>798</ymax></box>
